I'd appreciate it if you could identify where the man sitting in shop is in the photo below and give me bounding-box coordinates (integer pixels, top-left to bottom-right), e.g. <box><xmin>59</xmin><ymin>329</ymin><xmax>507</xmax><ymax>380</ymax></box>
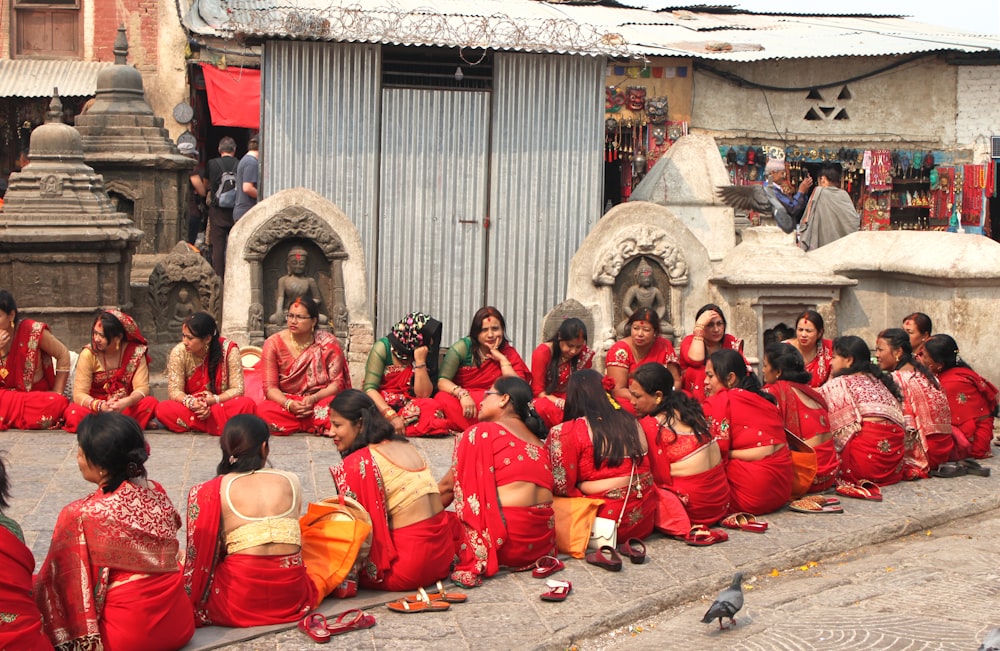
<box><xmin>764</xmin><ymin>158</ymin><xmax>813</xmax><ymax>225</ymax></box>
<box><xmin>797</xmin><ymin>165</ymin><xmax>860</xmax><ymax>251</ymax></box>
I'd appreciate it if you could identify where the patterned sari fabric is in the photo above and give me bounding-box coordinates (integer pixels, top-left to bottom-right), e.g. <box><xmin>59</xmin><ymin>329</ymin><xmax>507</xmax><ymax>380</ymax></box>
<box><xmin>764</xmin><ymin>380</ymin><xmax>839</xmax><ymax>491</ymax></box>
<box><xmin>0</xmin><ymin>517</ymin><xmax>51</xmax><ymax>651</ymax></box>
<box><xmin>821</xmin><ymin>374</ymin><xmax>905</xmax><ymax>486</ymax></box>
<box><xmin>183</xmin><ymin>476</ymin><xmax>316</xmax><ymax>627</ymax></box>
<box><xmin>892</xmin><ymin>369</ymin><xmax>953</xmax><ymax>475</ymax></box>
<box><xmin>679</xmin><ymin>334</ymin><xmax>745</xmax><ymax>404</ymax></box>
<box><xmin>363</xmin><ymin>338</ymin><xmax>449</xmax><ymax>436</ymax></box>
<box><xmin>332</xmin><ymin>448</ymin><xmax>458</xmax><ymax>591</ymax></box>
<box><xmin>605</xmin><ymin>337</ymin><xmax>678</xmax><ymax>415</ymax></box>
<box><xmin>546</xmin><ymin>418</ymin><xmax>656</xmax><ymax>542</ymax></box>
<box><xmin>801</xmin><ymin>338</ymin><xmax>834</xmax><ymax>388</ymax></box>
<box><xmin>435</xmin><ymin>338</ymin><xmax>531</xmax><ymax>431</ymax></box>
<box><xmin>34</xmin><ymin>481</ymin><xmax>193</xmax><ymax>651</ymax></box>
<box><xmin>704</xmin><ymin>388</ymin><xmax>793</xmax><ymax>515</ymax></box>
<box><xmin>451</xmin><ymin>421</ymin><xmax>556</xmax><ymax>587</ymax></box>
<box><xmin>530</xmin><ymin>342</ymin><xmax>594</xmax><ymax>428</ymax></box>
<box><xmin>638</xmin><ymin>416</ymin><xmax>730</xmax><ymax>527</ymax></box>
<box><xmin>938</xmin><ymin>367</ymin><xmax>998</xmax><ymax>460</ymax></box>
<box><xmin>0</xmin><ymin>319</ymin><xmax>69</xmax><ymax>430</ymax></box>
<box><xmin>257</xmin><ymin>330</ymin><xmax>350</xmax><ymax>435</ymax></box>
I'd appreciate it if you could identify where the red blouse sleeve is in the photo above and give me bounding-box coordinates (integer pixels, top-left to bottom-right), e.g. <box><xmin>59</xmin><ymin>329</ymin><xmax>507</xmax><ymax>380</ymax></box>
<box><xmin>530</xmin><ymin>343</ymin><xmax>552</xmax><ymax>397</ymax></box>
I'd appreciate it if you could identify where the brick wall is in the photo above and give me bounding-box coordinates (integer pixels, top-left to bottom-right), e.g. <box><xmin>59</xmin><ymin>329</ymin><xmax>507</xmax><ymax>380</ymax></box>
<box><xmin>955</xmin><ymin>65</ymin><xmax>1000</xmax><ymax>148</ymax></box>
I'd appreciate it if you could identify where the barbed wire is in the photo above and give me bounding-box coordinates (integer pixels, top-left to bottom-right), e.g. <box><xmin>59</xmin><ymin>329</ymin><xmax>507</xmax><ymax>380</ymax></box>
<box><xmin>220</xmin><ymin>2</ymin><xmax>634</xmax><ymax>59</ymax></box>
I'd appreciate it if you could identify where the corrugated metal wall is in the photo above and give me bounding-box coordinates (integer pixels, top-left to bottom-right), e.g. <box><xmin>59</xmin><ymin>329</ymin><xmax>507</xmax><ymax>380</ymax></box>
<box><xmin>378</xmin><ymin>88</ymin><xmax>491</xmax><ymax>345</ymax></box>
<box><xmin>261</xmin><ymin>41</ymin><xmax>381</xmax><ymax>295</ymax></box>
<box><xmin>488</xmin><ymin>53</ymin><xmax>606</xmax><ymax>352</ymax></box>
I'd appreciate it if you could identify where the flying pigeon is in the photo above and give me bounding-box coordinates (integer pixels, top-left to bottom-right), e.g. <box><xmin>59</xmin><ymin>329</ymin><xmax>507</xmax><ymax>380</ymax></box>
<box><xmin>701</xmin><ymin>572</ymin><xmax>744</xmax><ymax>630</ymax></box>
<box><xmin>979</xmin><ymin>626</ymin><xmax>1000</xmax><ymax>651</ymax></box>
<box><xmin>716</xmin><ymin>184</ymin><xmax>796</xmax><ymax>233</ymax></box>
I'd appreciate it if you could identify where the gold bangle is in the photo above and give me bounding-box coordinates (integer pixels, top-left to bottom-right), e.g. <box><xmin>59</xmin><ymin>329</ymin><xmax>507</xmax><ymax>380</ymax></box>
<box><xmin>693</xmin><ymin>336</ymin><xmax>704</xmax><ymax>341</ymax></box>
<box><xmin>413</xmin><ymin>363</ymin><xmax>427</xmax><ymax>369</ymax></box>
<box><xmin>283</xmin><ymin>398</ymin><xmax>293</xmax><ymax>412</ymax></box>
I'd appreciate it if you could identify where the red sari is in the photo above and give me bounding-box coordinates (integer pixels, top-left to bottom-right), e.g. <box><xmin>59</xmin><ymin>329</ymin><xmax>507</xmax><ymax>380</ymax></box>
<box><xmin>0</xmin><ymin>518</ymin><xmax>52</xmax><ymax>650</ymax></box>
<box><xmin>154</xmin><ymin>338</ymin><xmax>257</xmax><ymax>436</ymax></box>
<box><xmin>704</xmin><ymin>388</ymin><xmax>793</xmax><ymax>515</ymax></box>
<box><xmin>892</xmin><ymin>369</ymin><xmax>953</xmax><ymax>474</ymax></box>
<box><xmin>791</xmin><ymin>338</ymin><xmax>834</xmax><ymax>388</ymax></box>
<box><xmin>366</xmin><ymin>339</ymin><xmax>449</xmax><ymax>436</ymax></box>
<box><xmin>182</xmin><ymin>476</ymin><xmax>317</xmax><ymax>627</ymax></box>
<box><xmin>605</xmin><ymin>337</ymin><xmax>678</xmax><ymax>415</ymax></box>
<box><xmin>435</xmin><ymin>338</ymin><xmax>531</xmax><ymax>431</ymax></box>
<box><xmin>546</xmin><ymin>417</ymin><xmax>656</xmax><ymax>542</ymax></box>
<box><xmin>0</xmin><ymin>319</ymin><xmax>69</xmax><ymax>430</ymax></box>
<box><xmin>451</xmin><ymin>422</ymin><xmax>556</xmax><ymax>587</ymax></box>
<box><xmin>530</xmin><ymin>342</ymin><xmax>594</xmax><ymax>428</ymax></box>
<box><xmin>821</xmin><ymin>374</ymin><xmax>905</xmax><ymax>486</ymax></box>
<box><xmin>763</xmin><ymin>380</ymin><xmax>839</xmax><ymax>492</ymax></box>
<box><xmin>331</xmin><ymin>448</ymin><xmax>458</xmax><ymax>591</ymax></box>
<box><xmin>679</xmin><ymin>333</ymin><xmax>745</xmax><ymax>404</ymax></box>
<box><xmin>256</xmin><ymin>330</ymin><xmax>350</xmax><ymax>435</ymax></box>
<box><xmin>639</xmin><ymin>417</ymin><xmax>730</xmax><ymax>527</ymax></box>
<box><xmin>33</xmin><ymin>481</ymin><xmax>193</xmax><ymax>651</ymax></box>
<box><xmin>938</xmin><ymin>367</ymin><xmax>997</xmax><ymax>460</ymax></box>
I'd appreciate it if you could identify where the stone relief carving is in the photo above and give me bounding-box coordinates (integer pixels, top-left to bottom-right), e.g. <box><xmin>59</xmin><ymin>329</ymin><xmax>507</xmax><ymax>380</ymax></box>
<box><xmin>148</xmin><ymin>241</ymin><xmax>221</xmax><ymax>344</ymax></box>
<box><xmin>592</xmin><ymin>225</ymin><xmax>689</xmax><ymax>287</ymax></box>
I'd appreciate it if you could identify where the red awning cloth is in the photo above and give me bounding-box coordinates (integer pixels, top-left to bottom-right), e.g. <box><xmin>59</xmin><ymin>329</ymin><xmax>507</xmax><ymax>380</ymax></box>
<box><xmin>200</xmin><ymin>63</ymin><xmax>260</xmax><ymax>128</ymax></box>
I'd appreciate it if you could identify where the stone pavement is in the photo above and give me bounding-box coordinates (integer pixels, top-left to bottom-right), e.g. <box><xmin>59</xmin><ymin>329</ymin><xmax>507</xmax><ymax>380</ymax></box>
<box><xmin>3</xmin><ymin>429</ymin><xmax>998</xmax><ymax>651</ymax></box>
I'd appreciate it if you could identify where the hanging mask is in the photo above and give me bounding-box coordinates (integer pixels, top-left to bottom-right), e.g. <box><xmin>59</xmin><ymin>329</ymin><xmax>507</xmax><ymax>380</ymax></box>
<box><xmin>626</xmin><ymin>86</ymin><xmax>647</xmax><ymax>112</ymax></box>
<box><xmin>605</xmin><ymin>87</ymin><xmax>625</xmax><ymax>113</ymax></box>
<box><xmin>646</xmin><ymin>96</ymin><xmax>669</xmax><ymax>124</ymax></box>
<box><xmin>929</xmin><ymin>169</ymin><xmax>939</xmax><ymax>187</ymax></box>
<box><xmin>652</xmin><ymin>126</ymin><xmax>666</xmax><ymax>146</ymax></box>
<box><xmin>605</xmin><ymin>117</ymin><xmax>619</xmax><ymax>134</ymax></box>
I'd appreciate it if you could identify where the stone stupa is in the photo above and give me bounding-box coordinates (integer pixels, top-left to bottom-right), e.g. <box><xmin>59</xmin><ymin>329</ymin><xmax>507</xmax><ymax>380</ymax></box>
<box><xmin>0</xmin><ymin>90</ymin><xmax>143</xmax><ymax>352</ymax></box>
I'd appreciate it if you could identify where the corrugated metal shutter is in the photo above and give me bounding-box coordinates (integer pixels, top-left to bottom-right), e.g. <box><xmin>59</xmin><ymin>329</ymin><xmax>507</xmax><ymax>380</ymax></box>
<box><xmin>378</xmin><ymin>88</ymin><xmax>491</xmax><ymax>344</ymax></box>
<box><xmin>488</xmin><ymin>53</ymin><xmax>605</xmax><ymax>351</ymax></box>
<box><xmin>261</xmin><ymin>41</ymin><xmax>381</xmax><ymax>296</ymax></box>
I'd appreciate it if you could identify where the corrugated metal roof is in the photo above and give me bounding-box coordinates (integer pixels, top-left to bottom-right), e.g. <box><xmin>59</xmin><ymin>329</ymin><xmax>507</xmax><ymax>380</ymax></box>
<box><xmin>0</xmin><ymin>59</ymin><xmax>113</xmax><ymax>98</ymax></box>
<box><xmin>184</xmin><ymin>0</ymin><xmax>1000</xmax><ymax>60</ymax></box>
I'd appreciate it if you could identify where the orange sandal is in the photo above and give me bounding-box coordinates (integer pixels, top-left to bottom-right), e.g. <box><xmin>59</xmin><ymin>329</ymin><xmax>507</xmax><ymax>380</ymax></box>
<box><xmin>404</xmin><ymin>582</ymin><xmax>467</xmax><ymax>604</ymax></box>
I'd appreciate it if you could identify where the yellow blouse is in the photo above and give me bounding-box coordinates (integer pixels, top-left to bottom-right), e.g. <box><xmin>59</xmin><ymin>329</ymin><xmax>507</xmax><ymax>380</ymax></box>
<box><xmin>370</xmin><ymin>445</ymin><xmax>439</xmax><ymax>517</ymax></box>
<box><xmin>165</xmin><ymin>341</ymin><xmax>245</xmax><ymax>403</ymax></box>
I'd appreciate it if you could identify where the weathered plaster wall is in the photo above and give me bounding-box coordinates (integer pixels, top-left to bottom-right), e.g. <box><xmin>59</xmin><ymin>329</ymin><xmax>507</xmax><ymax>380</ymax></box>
<box><xmin>692</xmin><ymin>55</ymin><xmax>958</xmax><ymax>147</ymax></box>
<box><xmin>955</xmin><ymin>64</ymin><xmax>1000</xmax><ymax>162</ymax></box>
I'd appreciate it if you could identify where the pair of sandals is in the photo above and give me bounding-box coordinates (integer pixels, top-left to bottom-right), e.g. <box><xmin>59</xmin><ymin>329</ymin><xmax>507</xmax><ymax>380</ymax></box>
<box><xmin>932</xmin><ymin>459</ymin><xmax>991</xmax><ymax>478</ymax></box>
<box><xmin>789</xmin><ymin>494</ymin><xmax>844</xmax><ymax>514</ymax></box>
<box><xmin>835</xmin><ymin>479</ymin><xmax>883</xmax><ymax>502</ymax></box>
<box><xmin>679</xmin><ymin>524</ymin><xmax>729</xmax><ymax>546</ymax></box>
<box><xmin>586</xmin><ymin>538</ymin><xmax>647</xmax><ymax>571</ymax></box>
<box><xmin>386</xmin><ymin>581</ymin><xmax>468</xmax><ymax>614</ymax></box>
<box><xmin>298</xmin><ymin>609</ymin><xmax>376</xmax><ymax>643</ymax></box>
<box><xmin>721</xmin><ymin>512</ymin><xmax>769</xmax><ymax>532</ymax></box>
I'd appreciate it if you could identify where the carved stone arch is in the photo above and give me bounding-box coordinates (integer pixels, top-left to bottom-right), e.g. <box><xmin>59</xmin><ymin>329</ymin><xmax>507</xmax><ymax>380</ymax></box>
<box><xmin>244</xmin><ymin>206</ymin><xmax>347</xmax><ymax>263</ymax></box>
<box><xmin>103</xmin><ymin>179</ymin><xmax>140</xmax><ymax>201</ymax></box>
<box><xmin>147</xmin><ymin>241</ymin><xmax>222</xmax><ymax>345</ymax></box>
<box><xmin>591</xmin><ymin>224</ymin><xmax>690</xmax><ymax>288</ymax></box>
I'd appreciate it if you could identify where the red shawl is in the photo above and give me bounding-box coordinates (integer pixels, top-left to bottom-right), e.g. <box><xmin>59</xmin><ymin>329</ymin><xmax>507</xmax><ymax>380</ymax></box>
<box><xmin>34</xmin><ymin>481</ymin><xmax>181</xmax><ymax>650</ymax></box>
<box><xmin>530</xmin><ymin>342</ymin><xmax>594</xmax><ymax>398</ymax></box>
<box><xmin>939</xmin><ymin>367</ymin><xmax>998</xmax><ymax>425</ymax></box>
<box><xmin>763</xmin><ymin>380</ymin><xmax>830</xmax><ymax>439</ymax></box>
<box><xmin>82</xmin><ymin>318</ymin><xmax>149</xmax><ymax>400</ymax></box>
<box><xmin>447</xmin><ymin>338</ymin><xmax>531</xmax><ymax>390</ymax></box>
<box><xmin>377</xmin><ymin>361</ymin><xmax>416</xmax><ymax>407</ymax></box>
<box><xmin>182</xmin><ymin>476</ymin><xmax>224</xmax><ymax>626</ymax></box>
<box><xmin>330</xmin><ymin>448</ymin><xmax>396</xmax><ymax>587</ymax></box>
<box><xmin>263</xmin><ymin>330</ymin><xmax>350</xmax><ymax>396</ymax></box>
<box><xmin>802</xmin><ymin>338</ymin><xmax>834</xmax><ymax>388</ymax></box>
<box><xmin>0</xmin><ymin>319</ymin><xmax>56</xmax><ymax>392</ymax></box>
<box><xmin>451</xmin><ymin>422</ymin><xmax>554</xmax><ymax>584</ymax></box>
<box><xmin>679</xmin><ymin>333</ymin><xmax>745</xmax><ymax>402</ymax></box>
<box><xmin>604</xmin><ymin>337</ymin><xmax>678</xmax><ymax>372</ymax></box>
<box><xmin>703</xmin><ymin>388</ymin><xmax>786</xmax><ymax>455</ymax></box>
<box><xmin>186</xmin><ymin>337</ymin><xmax>239</xmax><ymax>394</ymax></box>
<box><xmin>0</xmin><ymin>520</ymin><xmax>51</xmax><ymax>650</ymax></box>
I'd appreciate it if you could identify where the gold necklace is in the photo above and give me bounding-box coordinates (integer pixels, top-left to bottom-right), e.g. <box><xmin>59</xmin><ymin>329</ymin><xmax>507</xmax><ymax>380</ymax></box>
<box><xmin>289</xmin><ymin>334</ymin><xmax>313</xmax><ymax>355</ymax></box>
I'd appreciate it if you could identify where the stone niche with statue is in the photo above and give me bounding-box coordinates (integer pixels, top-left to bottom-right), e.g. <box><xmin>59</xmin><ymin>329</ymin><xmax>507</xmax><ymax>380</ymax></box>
<box><xmin>222</xmin><ymin>188</ymin><xmax>374</xmax><ymax>385</ymax></box>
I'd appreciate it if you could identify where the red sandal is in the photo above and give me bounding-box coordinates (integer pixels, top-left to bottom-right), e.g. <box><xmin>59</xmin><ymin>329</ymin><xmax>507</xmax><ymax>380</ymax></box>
<box><xmin>298</xmin><ymin>612</ymin><xmax>332</xmax><ymax>643</ymax></box>
<box><xmin>540</xmin><ymin>579</ymin><xmax>572</xmax><ymax>602</ymax></box>
<box><xmin>326</xmin><ymin>608</ymin><xmax>376</xmax><ymax>635</ymax></box>
<box><xmin>532</xmin><ymin>555</ymin><xmax>566</xmax><ymax>578</ymax></box>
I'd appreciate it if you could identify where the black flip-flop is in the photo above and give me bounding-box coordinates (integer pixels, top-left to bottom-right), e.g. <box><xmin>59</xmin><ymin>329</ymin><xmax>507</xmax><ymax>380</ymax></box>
<box><xmin>959</xmin><ymin>459</ymin><xmax>991</xmax><ymax>477</ymax></box>
<box><xmin>930</xmin><ymin>462</ymin><xmax>967</xmax><ymax>478</ymax></box>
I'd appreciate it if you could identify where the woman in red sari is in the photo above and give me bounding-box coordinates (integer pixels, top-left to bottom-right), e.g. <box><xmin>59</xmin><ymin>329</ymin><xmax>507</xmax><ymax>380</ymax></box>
<box><xmin>605</xmin><ymin>308</ymin><xmax>680</xmax><ymax>410</ymax></box>
<box><xmin>63</xmin><ymin>310</ymin><xmax>158</xmax><ymax>432</ymax></box>
<box><xmin>680</xmin><ymin>304</ymin><xmax>747</xmax><ymax>404</ymax></box>
<box><xmin>329</xmin><ymin>389</ymin><xmax>458</xmax><ymax>591</ymax></box>
<box><xmin>782</xmin><ymin>309</ymin><xmax>834</xmax><ymax>388</ymax></box>
<box><xmin>35</xmin><ymin>413</ymin><xmax>194</xmax><ymax>651</ymax></box>
<box><xmin>257</xmin><ymin>297</ymin><xmax>350</xmax><ymax>435</ymax></box>
<box><xmin>436</xmin><ymin>306</ymin><xmax>530</xmax><ymax>431</ymax></box>
<box><xmin>820</xmin><ymin>336</ymin><xmax>906</xmax><ymax>487</ymax></box>
<box><xmin>440</xmin><ymin>376</ymin><xmax>554</xmax><ymax>587</ymax></box>
<box><xmin>546</xmin><ymin>369</ymin><xmax>656</xmax><ymax>542</ymax></box>
<box><xmin>902</xmin><ymin>312</ymin><xmax>932</xmax><ymax>362</ymax></box>
<box><xmin>362</xmin><ymin>312</ymin><xmax>448</xmax><ymax>436</ymax></box>
<box><xmin>0</xmin><ymin>290</ymin><xmax>70</xmax><ymax>431</ymax></box>
<box><xmin>923</xmin><ymin>334</ymin><xmax>997</xmax><ymax>460</ymax></box>
<box><xmin>155</xmin><ymin>312</ymin><xmax>256</xmax><ymax>436</ymax></box>
<box><xmin>703</xmin><ymin>350</ymin><xmax>793</xmax><ymax>515</ymax></box>
<box><xmin>531</xmin><ymin>317</ymin><xmax>594</xmax><ymax>428</ymax></box>
<box><xmin>762</xmin><ymin>343</ymin><xmax>839</xmax><ymax>493</ymax></box>
<box><xmin>183</xmin><ymin>414</ymin><xmax>317</xmax><ymax>626</ymax></box>
<box><xmin>629</xmin><ymin>363</ymin><xmax>730</xmax><ymax>532</ymax></box>
<box><xmin>1</xmin><ymin>456</ymin><xmax>53</xmax><ymax>651</ymax></box>
<box><xmin>875</xmin><ymin>328</ymin><xmax>953</xmax><ymax>475</ymax></box>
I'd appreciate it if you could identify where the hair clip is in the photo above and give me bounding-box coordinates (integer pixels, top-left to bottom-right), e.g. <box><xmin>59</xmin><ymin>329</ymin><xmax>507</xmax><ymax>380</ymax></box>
<box><xmin>228</xmin><ymin>455</ymin><xmax>238</xmax><ymax>464</ymax></box>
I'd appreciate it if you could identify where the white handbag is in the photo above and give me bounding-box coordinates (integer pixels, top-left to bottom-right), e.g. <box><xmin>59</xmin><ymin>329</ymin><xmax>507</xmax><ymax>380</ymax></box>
<box><xmin>587</xmin><ymin>464</ymin><xmax>635</xmax><ymax>551</ymax></box>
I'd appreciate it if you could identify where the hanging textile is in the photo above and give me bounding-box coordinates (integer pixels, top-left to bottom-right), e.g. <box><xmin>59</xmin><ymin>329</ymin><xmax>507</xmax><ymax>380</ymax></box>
<box><xmin>200</xmin><ymin>64</ymin><xmax>261</xmax><ymax>129</ymax></box>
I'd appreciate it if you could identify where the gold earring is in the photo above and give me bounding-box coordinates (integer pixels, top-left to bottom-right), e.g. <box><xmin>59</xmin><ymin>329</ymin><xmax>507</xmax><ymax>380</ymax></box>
<box><xmin>655</xmin><ymin>396</ymin><xmax>662</xmax><ymax>404</ymax></box>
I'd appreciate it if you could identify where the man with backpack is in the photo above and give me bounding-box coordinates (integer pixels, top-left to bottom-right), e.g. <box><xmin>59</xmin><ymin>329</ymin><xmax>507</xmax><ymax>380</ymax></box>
<box><xmin>205</xmin><ymin>136</ymin><xmax>239</xmax><ymax>280</ymax></box>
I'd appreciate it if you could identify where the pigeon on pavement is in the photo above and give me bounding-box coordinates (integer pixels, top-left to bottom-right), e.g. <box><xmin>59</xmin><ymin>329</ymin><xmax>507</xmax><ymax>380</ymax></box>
<box><xmin>979</xmin><ymin>626</ymin><xmax>1000</xmax><ymax>651</ymax></box>
<box><xmin>701</xmin><ymin>572</ymin><xmax>744</xmax><ymax>630</ymax></box>
<box><xmin>716</xmin><ymin>184</ymin><xmax>796</xmax><ymax>233</ymax></box>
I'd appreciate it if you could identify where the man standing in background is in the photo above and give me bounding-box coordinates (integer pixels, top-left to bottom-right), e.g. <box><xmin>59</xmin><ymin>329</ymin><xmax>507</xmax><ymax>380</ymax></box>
<box><xmin>233</xmin><ymin>135</ymin><xmax>259</xmax><ymax>223</ymax></box>
<box><xmin>205</xmin><ymin>136</ymin><xmax>239</xmax><ymax>280</ymax></box>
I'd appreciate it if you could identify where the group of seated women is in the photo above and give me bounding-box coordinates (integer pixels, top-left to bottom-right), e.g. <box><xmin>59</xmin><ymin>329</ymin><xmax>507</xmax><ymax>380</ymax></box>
<box><xmin>0</xmin><ymin>291</ymin><xmax>351</xmax><ymax>437</ymax></box>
